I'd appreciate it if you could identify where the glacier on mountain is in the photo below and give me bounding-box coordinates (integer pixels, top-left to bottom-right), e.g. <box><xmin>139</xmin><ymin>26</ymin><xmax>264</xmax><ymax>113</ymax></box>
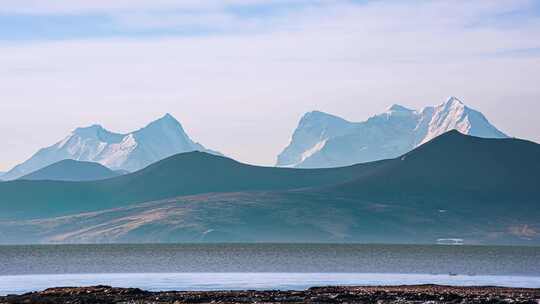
<box><xmin>2</xmin><ymin>114</ymin><xmax>220</xmax><ymax>180</ymax></box>
<box><xmin>277</xmin><ymin>97</ymin><xmax>508</xmax><ymax>168</ymax></box>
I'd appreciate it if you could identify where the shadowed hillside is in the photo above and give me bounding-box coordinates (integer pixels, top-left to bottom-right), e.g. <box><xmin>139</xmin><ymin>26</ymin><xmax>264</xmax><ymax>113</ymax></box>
<box><xmin>0</xmin><ymin>131</ymin><xmax>539</xmax><ymax>245</ymax></box>
<box><xmin>0</xmin><ymin>152</ymin><xmax>379</xmax><ymax>219</ymax></box>
<box><xmin>1</xmin><ymin>188</ymin><xmax>537</xmax><ymax>245</ymax></box>
<box><xmin>19</xmin><ymin>159</ymin><xmax>120</xmax><ymax>182</ymax></box>
<box><xmin>334</xmin><ymin>130</ymin><xmax>540</xmax><ymax>195</ymax></box>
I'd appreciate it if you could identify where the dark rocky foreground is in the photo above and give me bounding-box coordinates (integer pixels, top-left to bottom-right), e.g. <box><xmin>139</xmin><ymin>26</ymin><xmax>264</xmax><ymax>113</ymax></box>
<box><xmin>1</xmin><ymin>285</ymin><xmax>539</xmax><ymax>304</ymax></box>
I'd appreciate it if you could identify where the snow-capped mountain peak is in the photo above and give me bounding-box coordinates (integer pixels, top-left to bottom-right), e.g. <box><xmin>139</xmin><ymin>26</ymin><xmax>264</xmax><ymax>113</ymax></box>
<box><xmin>299</xmin><ymin>110</ymin><xmax>349</xmax><ymax>125</ymax></box>
<box><xmin>72</xmin><ymin>125</ymin><xmax>105</xmax><ymax>139</ymax></box>
<box><xmin>278</xmin><ymin>97</ymin><xmax>508</xmax><ymax>168</ymax></box>
<box><xmin>149</xmin><ymin>113</ymin><xmax>179</xmax><ymax>126</ymax></box>
<box><xmin>384</xmin><ymin>104</ymin><xmax>417</xmax><ymax>119</ymax></box>
<box><xmin>74</xmin><ymin>124</ymin><xmax>103</xmax><ymax>133</ymax></box>
<box><xmin>162</xmin><ymin>112</ymin><xmax>175</xmax><ymax>120</ymax></box>
<box><xmin>444</xmin><ymin>96</ymin><xmax>464</xmax><ymax>106</ymax></box>
<box><xmin>69</xmin><ymin>124</ymin><xmax>123</xmax><ymax>144</ymax></box>
<box><xmin>386</xmin><ymin>104</ymin><xmax>415</xmax><ymax>113</ymax></box>
<box><xmin>276</xmin><ymin>110</ymin><xmax>355</xmax><ymax>167</ymax></box>
<box><xmin>419</xmin><ymin>97</ymin><xmax>507</xmax><ymax>145</ymax></box>
<box><xmin>3</xmin><ymin>114</ymin><xmax>221</xmax><ymax>180</ymax></box>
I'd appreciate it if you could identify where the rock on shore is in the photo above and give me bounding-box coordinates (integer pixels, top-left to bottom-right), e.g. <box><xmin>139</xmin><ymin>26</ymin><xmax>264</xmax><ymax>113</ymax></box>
<box><xmin>1</xmin><ymin>285</ymin><xmax>539</xmax><ymax>304</ymax></box>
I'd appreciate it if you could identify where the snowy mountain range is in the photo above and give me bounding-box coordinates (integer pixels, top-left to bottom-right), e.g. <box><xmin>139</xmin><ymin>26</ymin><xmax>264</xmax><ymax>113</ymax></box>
<box><xmin>277</xmin><ymin>97</ymin><xmax>508</xmax><ymax>168</ymax></box>
<box><xmin>2</xmin><ymin>114</ymin><xmax>220</xmax><ymax>180</ymax></box>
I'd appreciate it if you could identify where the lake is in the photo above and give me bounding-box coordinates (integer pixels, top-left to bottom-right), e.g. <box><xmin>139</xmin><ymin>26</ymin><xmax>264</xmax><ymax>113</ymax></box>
<box><xmin>0</xmin><ymin>244</ymin><xmax>539</xmax><ymax>295</ymax></box>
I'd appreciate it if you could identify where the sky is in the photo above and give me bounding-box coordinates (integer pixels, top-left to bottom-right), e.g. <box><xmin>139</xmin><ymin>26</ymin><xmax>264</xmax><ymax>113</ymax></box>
<box><xmin>1</xmin><ymin>0</ymin><xmax>540</xmax><ymax>171</ymax></box>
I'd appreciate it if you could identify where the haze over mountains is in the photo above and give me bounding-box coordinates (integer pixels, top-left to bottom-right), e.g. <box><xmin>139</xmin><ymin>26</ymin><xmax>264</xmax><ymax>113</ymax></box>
<box><xmin>0</xmin><ymin>131</ymin><xmax>538</xmax><ymax>245</ymax></box>
<box><xmin>1</xmin><ymin>114</ymin><xmax>220</xmax><ymax>181</ymax></box>
<box><xmin>277</xmin><ymin>97</ymin><xmax>508</xmax><ymax>168</ymax></box>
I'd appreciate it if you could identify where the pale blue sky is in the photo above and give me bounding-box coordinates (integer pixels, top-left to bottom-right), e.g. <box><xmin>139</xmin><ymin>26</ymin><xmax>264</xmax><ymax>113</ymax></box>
<box><xmin>1</xmin><ymin>0</ymin><xmax>540</xmax><ymax>170</ymax></box>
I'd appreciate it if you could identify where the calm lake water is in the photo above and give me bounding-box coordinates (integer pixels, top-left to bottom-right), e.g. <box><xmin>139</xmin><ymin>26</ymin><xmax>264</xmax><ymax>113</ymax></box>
<box><xmin>0</xmin><ymin>244</ymin><xmax>539</xmax><ymax>295</ymax></box>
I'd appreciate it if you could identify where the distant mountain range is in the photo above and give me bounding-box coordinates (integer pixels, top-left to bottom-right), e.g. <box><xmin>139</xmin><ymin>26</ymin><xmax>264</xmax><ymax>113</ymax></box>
<box><xmin>1</xmin><ymin>114</ymin><xmax>220</xmax><ymax>181</ymax></box>
<box><xmin>19</xmin><ymin>159</ymin><xmax>121</xmax><ymax>182</ymax></box>
<box><xmin>277</xmin><ymin>97</ymin><xmax>508</xmax><ymax>168</ymax></box>
<box><xmin>1</xmin><ymin>98</ymin><xmax>509</xmax><ymax>180</ymax></box>
<box><xmin>1</xmin><ymin>131</ymin><xmax>538</xmax><ymax>245</ymax></box>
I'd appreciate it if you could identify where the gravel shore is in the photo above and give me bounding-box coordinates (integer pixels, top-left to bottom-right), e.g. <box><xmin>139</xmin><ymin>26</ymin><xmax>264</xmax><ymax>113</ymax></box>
<box><xmin>1</xmin><ymin>285</ymin><xmax>539</xmax><ymax>304</ymax></box>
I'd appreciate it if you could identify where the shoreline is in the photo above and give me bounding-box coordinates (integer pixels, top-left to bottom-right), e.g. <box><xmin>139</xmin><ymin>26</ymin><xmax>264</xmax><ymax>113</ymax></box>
<box><xmin>1</xmin><ymin>285</ymin><xmax>539</xmax><ymax>304</ymax></box>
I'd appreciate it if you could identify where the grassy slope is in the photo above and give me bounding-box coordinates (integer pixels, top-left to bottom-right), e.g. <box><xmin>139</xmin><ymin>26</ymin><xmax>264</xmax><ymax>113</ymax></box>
<box><xmin>1</xmin><ymin>189</ymin><xmax>537</xmax><ymax>245</ymax></box>
<box><xmin>0</xmin><ymin>152</ymin><xmax>382</xmax><ymax>219</ymax></box>
<box><xmin>1</xmin><ymin>131</ymin><xmax>539</xmax><ymax>244</ymax></box>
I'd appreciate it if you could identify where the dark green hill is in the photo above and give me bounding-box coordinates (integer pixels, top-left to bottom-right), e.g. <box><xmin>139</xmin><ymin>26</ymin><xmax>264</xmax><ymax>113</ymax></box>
<box><xmin>19</xmin><ymin>159</ymin><xmax>120</xmax><ymax>182</ymax></box>
<box><xmin>334</xmin><ymin>130</ymin><xmax>540</xmax><ymax>194</ymax></box>
<box><xmin>324</xmin><ymin>130</ymin><xmax>540</xmax><ymax>218</ymax></box>
<box><xmin>1</xmin><ymin>131</ymin><xmax>539</xmax><ymax>245</ymax></box>
<box><xmin>0</xmin><ymin>152</ymin><xmax>379</xmax><ymax>219</ymax></box>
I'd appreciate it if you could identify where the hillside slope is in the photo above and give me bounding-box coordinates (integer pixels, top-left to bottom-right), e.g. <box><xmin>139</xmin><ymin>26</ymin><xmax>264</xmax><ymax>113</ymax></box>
<box><xmin>331</xmin><ymin>130</ymin><xmax>540</xmax><ymax>200</ymax></box>
<box><xmin>19</xmin><ymin>159</ymin><xmax>120</xmax><ymax>182</ymax></box>
<box><xmin>0</xmin><ymin>152</ymin><xmax>377</xmax><ymax>219</ymax></box>
<box><xmin>1</xmin><ymin>187</ymin><xmax>537</xmax><ymax>245</ymax></box>
<box><xmin>1</xmin><ymin>131</ymin><xmax>538</xmax><ymax>245</ymax></box>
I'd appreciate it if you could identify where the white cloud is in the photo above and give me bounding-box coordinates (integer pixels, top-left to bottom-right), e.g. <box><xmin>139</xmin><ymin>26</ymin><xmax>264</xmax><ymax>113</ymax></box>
<box><xmin>0</xmin><ymin>0</ymin><xmax>539</xmax><ymax>170</ymax></box>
